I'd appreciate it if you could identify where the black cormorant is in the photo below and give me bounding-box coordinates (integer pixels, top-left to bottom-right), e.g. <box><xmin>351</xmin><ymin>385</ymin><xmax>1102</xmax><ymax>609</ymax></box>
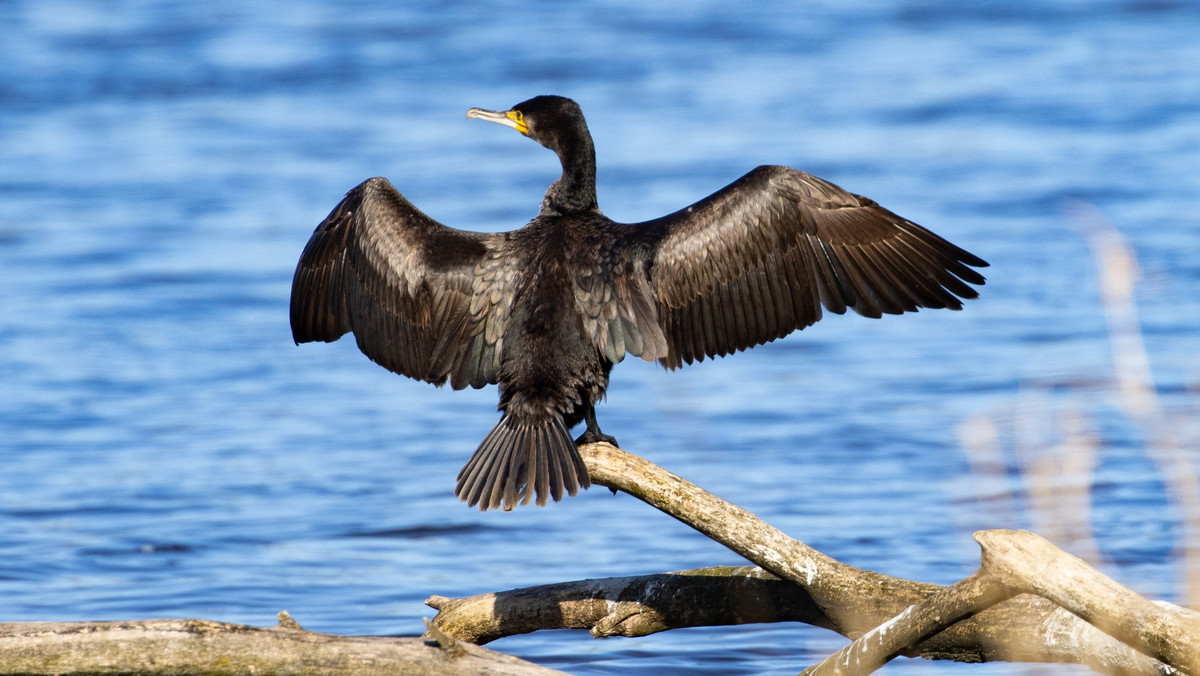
<box><xmin>290</xmin><ymin>95</ymin><xmax>988</xmax><ymax>511</ymax></box>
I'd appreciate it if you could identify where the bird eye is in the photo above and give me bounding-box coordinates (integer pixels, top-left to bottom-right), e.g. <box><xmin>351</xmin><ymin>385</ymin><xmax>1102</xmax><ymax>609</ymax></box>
<box><xmin>506</xmin><ymin>110</ymin><xmax>529</xmax><ymax>134</ymax></box>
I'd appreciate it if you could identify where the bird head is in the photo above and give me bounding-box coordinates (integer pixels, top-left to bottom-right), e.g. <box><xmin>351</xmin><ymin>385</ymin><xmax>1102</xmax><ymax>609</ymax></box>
<box><xmin>467</xmin><ymin>95</ymin><xmax>589</xmax><ymax>160</ymax></box>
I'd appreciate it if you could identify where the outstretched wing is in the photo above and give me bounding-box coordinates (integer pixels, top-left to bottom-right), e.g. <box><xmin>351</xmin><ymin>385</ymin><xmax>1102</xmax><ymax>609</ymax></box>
<box><xmin>290</xmin><ymin>177</ymin><xmax>512</xmax><ymax>389</ymax></box>
<box><xmin>623</xmin><ymin>165</ymin><xmax>988</xmax><ymax>368</ymax></box>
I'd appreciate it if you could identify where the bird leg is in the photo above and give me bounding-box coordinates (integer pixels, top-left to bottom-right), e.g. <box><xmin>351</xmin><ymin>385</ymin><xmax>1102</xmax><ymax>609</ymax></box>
<box><xmin>575</xmin><ymin>406</ymin><xmax>618</xmax><ymax>447</ymax></box>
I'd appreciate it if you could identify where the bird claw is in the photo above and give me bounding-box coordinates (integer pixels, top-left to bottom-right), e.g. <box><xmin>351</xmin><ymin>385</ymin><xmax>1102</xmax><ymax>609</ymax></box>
<box><xmin>575</xmin><ymin>430</ymin><xmax>618</xmax><ymax>447</ymax></box>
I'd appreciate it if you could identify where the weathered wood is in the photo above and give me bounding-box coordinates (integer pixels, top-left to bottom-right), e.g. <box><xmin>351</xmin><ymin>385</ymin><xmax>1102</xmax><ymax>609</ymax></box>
<box><xmin>801</xmin><ymin>568</ymin><xmax>1017</xmax><ymax>676</ymax></box>
<box><xmin>428</xmin><ymin>563</ymin><xmax>1181</xmax><ymax>675</ymax></box>
<box><xmin>427</xmin><ymin>565</ymin><xmax>831</xmax><ymax>644</ymax></box>
<box><xmin>978</xmin><ymin>529</ymin><xmax>1200</xmax><ymax>675</ymax></box>
<box><xmin>0</xmin><ymin>612</ymin><xmax>568</xmax><ymax>676</ymax></box>
<box><xmin>428</xmin><ymin>443</ymin><xmax>1191</xmax><ymax>675</ymax></box>
<box><xmin>575</xmin><ymin>441</ymin><xmax>923</xmax><ymax>639</ymax></box>
<box><xmin>5</xmin><ymin>444</ymin><xmax>1194</xmax><ymax>675</ymax></box>
<box><xmin>806</xmin><ymin>530</ymin><xmax>1200</xmax><ymax>675</ymax></box>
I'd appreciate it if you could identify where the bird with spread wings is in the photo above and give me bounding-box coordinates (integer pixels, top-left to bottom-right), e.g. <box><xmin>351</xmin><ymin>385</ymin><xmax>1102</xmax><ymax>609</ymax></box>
<box><xmin>291</xmin><ymin>96</ymin><xmax>987</xmax><ymax>511</ymax></box>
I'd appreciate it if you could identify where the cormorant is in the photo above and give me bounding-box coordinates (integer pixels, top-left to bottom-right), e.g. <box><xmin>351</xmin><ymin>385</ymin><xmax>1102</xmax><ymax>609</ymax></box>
<box><xmin>290</xmin><ymin>95</ymin><xmax>987</xmax><ymax>511</ymax></box>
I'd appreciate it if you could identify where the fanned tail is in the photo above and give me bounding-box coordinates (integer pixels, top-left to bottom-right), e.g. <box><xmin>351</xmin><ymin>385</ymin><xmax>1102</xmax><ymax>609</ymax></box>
<box><xmin>456</xmin><ymin>415</ymin><xmax>591</xmax><ymax>511</ymax></box>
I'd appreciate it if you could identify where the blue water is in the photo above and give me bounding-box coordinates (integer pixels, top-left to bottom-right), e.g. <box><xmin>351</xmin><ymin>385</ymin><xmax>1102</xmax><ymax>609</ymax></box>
<box><xmin>3</xmin><ymin>1</ymin><xmax>1199</xmax><ymax>673</ymax></box>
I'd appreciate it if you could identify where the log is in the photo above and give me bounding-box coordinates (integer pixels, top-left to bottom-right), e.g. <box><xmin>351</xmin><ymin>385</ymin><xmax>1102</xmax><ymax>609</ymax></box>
<box><xmin>808</xmin><ymin>530</ymin><xmax>1200</xmax><ymax>675</ymax></box>
<box><xmin>801</xmin><ymin>567</ymin><xmax>1016</xmax><ymax>676</ymax></box>
<box><xmin>5</xmin><ymin>444</ymin><xmax>1194</xmax><ymax>675</ymax></box>
<box><xmin>427</xmin><ymin>565</ymin><xmax>830</xmax><ymax>644</ymax></box>
<box><xmin>0</xmin><ymin>612</ymin><xmax>568</xmax><ymax>675</ymax></box>
<box><xmin>428</xmin><ymin>564</ymin><xmax>1182</xmax><ymax>675</ymax></box>
<box><xmin>978</xmin><ymin>529</ymin><xmax>1200</xmax><ymax>675</ymax></box>
<box><xmin>429</xmin><ymin>443</ymin><xmax>1196</xmax><ymax>675</ymax></box>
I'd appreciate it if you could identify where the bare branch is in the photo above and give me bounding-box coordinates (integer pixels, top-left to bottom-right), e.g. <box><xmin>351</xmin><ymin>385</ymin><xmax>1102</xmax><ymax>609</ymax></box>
<box><xmin>427</xmin><ymin>565</ymin><xmax>829</xmax><ymax>644</ymax></box>
<box><xmin>428</xmin><ymin>562</ymin><xmax>1181</xmax><ymax>675</ymax></box>
<box><xmin>5</xmin><ymin>445</ymin><xmax>1193</xmax><ymax>675</ymax></box>
<box><xmin>426</xmin><ymin>443</ymin><xmax>1190</xmax><ymax>675</ymax></box>
<box><xmin>576</xmin><ymin>441</ymin><xmax>930</xmax><ymax>638</ymax></box>
<box><xmin>0</xmin><ymin>613</ymin><xmax>568</xmax><ymax>676</ymax></box>
<box><xmin>801</xmin><ymin>569</ymin><xmax>1016</xmax><ymax>676</ymax></box>
<box><xmin>977</xmin><ymin>529</ymin><xmax>1200</xmax><ymax>675</ymax></box>
<box><xmin>804</xmin><ymin>530</ymin><xmax>1200</xmax><ymax>675</ymax></box>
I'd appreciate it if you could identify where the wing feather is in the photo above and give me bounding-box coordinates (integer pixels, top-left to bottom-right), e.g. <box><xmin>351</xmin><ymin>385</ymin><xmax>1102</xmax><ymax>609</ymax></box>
<box><xmin>619</xmin><ymin>165</ymin><xmax>987</xmax><ymax>368</ymax></box>
<box><xmin>290</xmin><ymin>177</ymin><xmax>511</xmax><ymax>389</ymax></box>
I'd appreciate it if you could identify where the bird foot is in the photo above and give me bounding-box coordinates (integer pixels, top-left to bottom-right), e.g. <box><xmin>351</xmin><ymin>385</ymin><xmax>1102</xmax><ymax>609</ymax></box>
<box><xmin>575</xmin><ymin>429</ymin><xmax>618</xmax><ymax>447</ymax></box>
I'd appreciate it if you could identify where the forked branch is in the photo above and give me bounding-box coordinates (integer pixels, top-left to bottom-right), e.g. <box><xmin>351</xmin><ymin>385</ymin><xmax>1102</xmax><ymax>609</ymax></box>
<box><xmin>429</xmin><ymin>442</ymin><xmax>1198</xmax><ymax>675</ymax></box>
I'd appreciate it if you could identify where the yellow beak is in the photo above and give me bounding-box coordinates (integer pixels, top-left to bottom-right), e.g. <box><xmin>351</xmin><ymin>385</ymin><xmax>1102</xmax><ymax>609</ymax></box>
<box><xmin>466</xmin><ymin>107</ymin><xmax>529</xmax><ymax>135</ymax></box>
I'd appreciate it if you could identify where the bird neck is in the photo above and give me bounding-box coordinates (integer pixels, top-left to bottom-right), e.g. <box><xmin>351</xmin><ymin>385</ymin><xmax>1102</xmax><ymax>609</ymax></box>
<box><xmin>540</xmin><ymin>135</ymin><xmax>598</xmax><ymax>217</ymax></box>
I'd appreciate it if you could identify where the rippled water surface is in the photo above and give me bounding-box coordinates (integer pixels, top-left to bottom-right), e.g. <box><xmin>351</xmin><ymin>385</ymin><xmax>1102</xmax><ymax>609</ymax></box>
<box><xmin>3</xmin><ymin>2</ymin><xmax>1199</xmax><ymax>673</ymax></box>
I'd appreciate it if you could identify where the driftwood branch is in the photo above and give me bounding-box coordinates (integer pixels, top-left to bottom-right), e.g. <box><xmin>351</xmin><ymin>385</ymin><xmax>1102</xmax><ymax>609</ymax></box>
<box><xmin>978</xmin><ymin>529</ymin><xmax>1199</xmax><ymax>675</ymax></box>
<box><xmin>429</xmin><ymin>443</ymin><xmax>1199</xmax><ymax>675</ymax></box>
<box><xmin>0</xmin><ymin>612</ymin><xmax>566</xmax><ymax>675</ymax></box>
<box><xmin>5</xmin><ymin>444</ymin><xmax>1194</xmax><ymax>674</ymax></box>
<box><xmin>802</xmin><ymin>566</ymin><xmax>1016</xmax><ymax>676</ymax></box>
<box><xmin>427</xmin><ymin>565</ymin><xmax>829</xmax><ymax>644</ymax></box>
<box><xmin>808</xmin><ymin>530</ymin><xmax>1200</xmax><ymax>675</ymax></box>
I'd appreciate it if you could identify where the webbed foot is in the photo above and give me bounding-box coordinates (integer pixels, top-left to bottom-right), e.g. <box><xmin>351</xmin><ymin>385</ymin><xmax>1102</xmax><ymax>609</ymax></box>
<box><xmin>575</xmin><ymin>406</ymin><xmax>618</xmax><ymax>447</ymax></box>
<box><xmin>575</xmin><ymin>428</ymin><xmax>618</xmax><ymax>446</ymax></box>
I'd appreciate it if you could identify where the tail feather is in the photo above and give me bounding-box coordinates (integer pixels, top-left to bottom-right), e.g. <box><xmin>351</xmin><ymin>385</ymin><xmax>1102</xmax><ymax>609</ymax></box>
<box><xmin>544</xmin><ymin>426</ymin><xmax>564</xmax><ymax>503</ymax></box>
<box><xmin>458</xmin><ymin>425</ymin><xmax>505</xmax><ymax>508</ymax></box>
<box><xmin>456</xmin><ymin>415</ymin><xmax>590</xmax><ymax>511</ymax></box>
<box><xmin>502</xmin><ymin>425</ymin><xmax>529</xmax><ymax>505</ymax></box>
<box><xmin>533</xmin><ymin>430</ymin><xmax>551</xmax><ymax>504</ymax></box>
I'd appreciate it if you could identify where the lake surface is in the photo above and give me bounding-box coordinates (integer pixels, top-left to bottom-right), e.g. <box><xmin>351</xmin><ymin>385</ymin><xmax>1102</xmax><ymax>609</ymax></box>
<box><xmin>2</xmin><ymin>1</ymin><xmax>1198</xmax><ymax>673</ymax></box>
